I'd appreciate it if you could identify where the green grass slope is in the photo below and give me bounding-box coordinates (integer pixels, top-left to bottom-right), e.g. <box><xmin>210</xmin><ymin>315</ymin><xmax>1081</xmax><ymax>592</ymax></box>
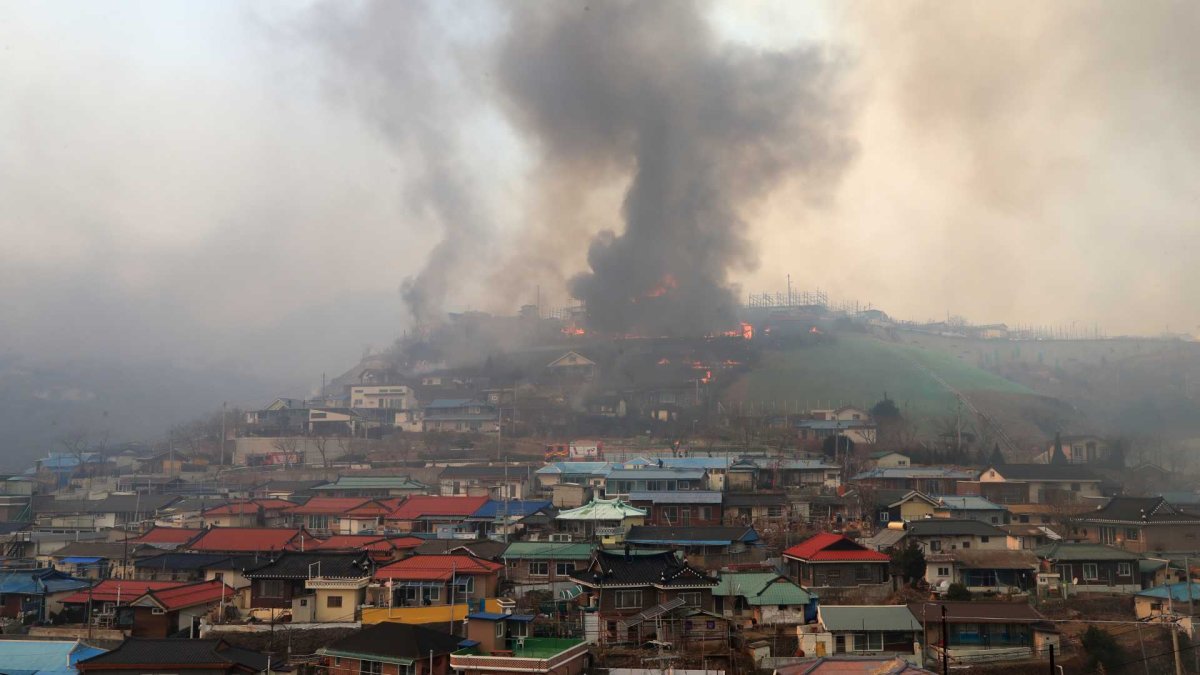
<box><xmin>727</xmin><ymin>334</ymin><xmax>1034</xmax><ymax>422</ymax></box>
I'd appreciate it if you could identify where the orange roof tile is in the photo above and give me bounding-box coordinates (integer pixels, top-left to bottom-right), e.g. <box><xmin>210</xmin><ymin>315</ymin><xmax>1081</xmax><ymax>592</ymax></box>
<box><xmin>140</xmin><ymin>579</ymin><xmax>233</xmax><ymax>611</ymax></box>
<box><xmin>60</xmin><ymin>579</ymin><xmax>184</xmax><ymax>605</ymax></box>
<box><xmin>129</xmin><ymin>527</ymin><xmax>203</xmax><ymax>545</ymax></box>
<box><xmin>186</xmin><ymin>527</ymin><xmax>305</xmax><ymax>553</ymax></box>
<box><xmin>387</xmin><ymin>496</ymin><xmax>489</xmax><ymax>520</ymax></box>
<box><xmin>288</xmin><ymin>497</ymin><xmax>373</xmax><ymax>516</ymax></box>
<box><xmin>375</xmin><ymin>554</ymin><xmax>502</xmax><ymax>580</ymax></box>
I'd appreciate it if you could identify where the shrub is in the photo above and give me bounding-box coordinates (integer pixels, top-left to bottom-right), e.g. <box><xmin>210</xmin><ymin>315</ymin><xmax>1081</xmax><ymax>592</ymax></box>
<box><xmin>945</xmin><ymin>583</ymin><xmax>972</xmax><ymax>601</ymax></box>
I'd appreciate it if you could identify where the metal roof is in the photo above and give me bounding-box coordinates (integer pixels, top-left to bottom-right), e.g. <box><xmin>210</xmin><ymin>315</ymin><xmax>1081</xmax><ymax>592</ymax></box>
<box><xmin>820</xmin><ymin>605</ymin><xmax>922</xmax><ymax>633</ymax></box>
<box><xmin>606</xmin><ymin>468</ymin><xmax>707</xmax><ymax>480</ymax></box>
<box><xmin>627</xmin><ymin>490</ymin><xmax>723</xmax><ymax>504</ymax></box>
<box><xmin>501</xmin><ymin>542</ymin><xmax>594</xmax><ymax>560</ymax></box>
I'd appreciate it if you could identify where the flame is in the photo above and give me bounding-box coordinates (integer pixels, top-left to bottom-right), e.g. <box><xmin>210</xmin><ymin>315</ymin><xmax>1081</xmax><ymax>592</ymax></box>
<box><xmin>562</xmin><ymin>326</ymin><xmax>586</xmax><ymax>336</ymax></box>
<box><xmin>810</xmin><ymin>326</ymin><xmax>822</xmax><ymax>335</ymax></box>
<box><xmin>741</xmin><ymin>322</ymin><xmax>753</xmax><ymax>340</ymax></box>
<box><xmin>657</xmin><ymin>357</ymin><xmax>671</xmax><ymax>365</ymax></box>
<box><xmin>643</xmin><ymin>273</ymin><xmax>678</xmax><ymax>298</ymax></box>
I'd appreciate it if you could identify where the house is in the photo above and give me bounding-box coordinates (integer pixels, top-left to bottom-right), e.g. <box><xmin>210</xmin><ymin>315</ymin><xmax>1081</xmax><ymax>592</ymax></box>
<box><xmin>977</xmin><ymin>464</ymin><xmax>1103</xmax><ymax>504</ymax></box>
<box><xmin>0</xmin><ymin>639</ymin><xmax>106</xmax><ymax>675</ymax></box>
<box><xmin>554</xmin><ymin>498</ymin><xmax>646</xmax><ymax>543</ymax></box>
<box><xmin>628</xmin><ymin>490</ymin><xmax>723</xmax><ymax>527</ymax></box>
<box><xmin>245</xmin><ymin>397</ymin><xmax>311</xmax><ymax>436</ymax></box>
<box><xmin>466</xmin><ymin>499</ymin><xmax>553</xmax><ymax>539</ymax></box>
<box><xmin>58</xmin><ymin>579</ymin><xmax>185</xmax><ymax>625</ymax></box>
<box><xmin>129</xmin><ymin>526</ymin><xmax>204</xmax><ymax>550</ymax></box>
<box><xmin>501</xmin><ymin>542</ymin><xmax>594</xmax><ymax>587</ymax></box>
<box><xmin>903</xmin><ymin>518</ymin><xmax>1008</xmax><ymax>553</ymax></box>
<box><xmin>0</xmin><ymin>568</ymin><xmax>91</xmax><ymax>621</ymax></box>
<box><xmin>241</xmin><ymin>552</ymin><xmax>371</xmax><ymax>619</ymax></box>
<box><xmin>133</xmin><ymin>552</ymin><xmax>257</xmax><ymax>587</ymax></box>
<box><xmin>76</xmin><ymin>638</ymin><xmax>267</xmax><ymax>674</ymax></box>
<box><xmin>1033</xmin><ymin>542</ymin><xmax>1142</xmax><ymax>593</ymax></box>
<box><xmin>439</xmin><ymin>465</ymin><xmax>531</xmax><ymax>499</ymax></box>
<box><xmin>320</xmin><ymin>621</ymin><xmax>463</xmax><ymax>675</ymax></box>
<box><xmin>723</xmin><ymin>492</ymin><xmax>790</xmax><ymax>530</ymax></box>
<box><xmin>908</xmin><ymin>601</ymin><xmax>1059</xmax><ymax>665</ymax></box>
<box><xmin>311</xmin><ymin>475</ymin><xmax>428</xmax><ymax>498</ymax></box>
<box><xmin>287</xmin><ymin>497</ymin><xmax>387</xmax><ymax>535</ymax></box>
<box><xmin>423</xmin><ymin>399</ymin><xmax>497</xmax><ymax>433</ymax></box>
<box><xmin>850</xmin><ymin>468</ymin><xmax>977</xmax><ymax>495</ymax></box>
<box><xmin>451</xmin><ymin>613</ymin><xmax>590</xmax><ymax>675</ymax></box>
<box><xmin>533</xmin><ymin>462</ymin><xmax>611</xmax><ymax>492</ymax></box>
<box><xmin>712</xmin><ymin>571</ymin><xmax>816</xmax><ymax>626</ymax></box>
<box><xmin>1075</xmin><ymin>496</ymin><xmax>1200</xmax><ymax>552</ymax></box>
<box><xmin>797</xmin><ymin>407</ymin><xmax>878</xmax><ymax>449</ymax></box>
<box><xmin>1032</xmin><ymin>434</ymin><xmax>1111</xmax><ymax>465</ymax></box>
<box><xmin>932</xmin><ymin>496</ymin><xmax>1008</xmax><ymax>525</ymax></box>
<box><xmin>384</xmin><ymin>496</ymin><xmax>491</xmax><ymax>534</ymax></box>
<box><xmin>767</xmin><ymin>458</ymin><xmax>842</xmax><ymax>490</ymax></box>
<box><xmin>33</xmin><ymin>494</ymin><xmax>181</xmax><ymax>531</ymax></box>
<box><xmin>127</xmin><ymin>579</ymin><xmax>235</xmax><ymax>637</ymax></box>
<box><xmin>568</xmin><ymin>549</ymin><xmax>717</xmax><ymax>645</ymax></box>
<box><xmin>782</xmin><ymin>534</ymin><xmax>891</xmax><ymax>601</ymax></box>
<box><xmin>1000</xmin><ymin>523</ymin><xmax>1062</xmax><ymax>550</ymax></box>
<box><xmin>348</xmin><ymin>384</ymin><xmax>415</xmax><ymax>410</ymax></box>
<box><xmin>373</xmin><ymin>554</ymin><xmax>502</xmax><ymax>615</ymax></box>
<box><xmin>154</xmin><ymin>497</ymin><xmax>229</xmax><ymax>528</ymax></box>
<box><xmin>311</xmin><ymin>534</ymin><xmax>423</xmax><ymax>562</ymax></box>
<box><xmin>184</xmin><ymin>527</ymin><xmax>311</xmax><ymax>554</ymax></box>
<box><xmin>45</xmin><ymin>541</ymin><xmax>155</xmax><ymax>579</ymax></box>
<box><xmin>253</xmin><ymin>479</ymin><xmax>328</xmax><ymax>500</ymax></box>
<box><xmin>879</xmin><ymin>491</ymin><xmax>940</xmax><ymax>525</ymax></box>
<box><xmin>799</xmin><ymin>605</ymin><xmax>922</xmax><ymax>657</ymax></box>
<box><xmin>201</xmin><ymin>499</ymin><xmax>295</xmax><ymax>528</ymax></box>
<box><xmin>924</xmin><ymin>549</ymin><xmax>1038</xmax><ymax>594</ymax></box>
<box><xmin>625</xmin><ymin>526</ymin><xmax>762</xmax><ymax>568</ymax></box>
<box><xmin>602</xmin><ymin>467</ymin><xmax>708</xmax><ymax>496</ymax></box>
<box><xmin>870</xmin><ymin>451</ymin><xmax>911</xmax><ymax>469</ymax></box>
<box><xmin>1134</xmin><ymin>583</ymin><xmax>1200</xmax><ymax>620</ymax></box>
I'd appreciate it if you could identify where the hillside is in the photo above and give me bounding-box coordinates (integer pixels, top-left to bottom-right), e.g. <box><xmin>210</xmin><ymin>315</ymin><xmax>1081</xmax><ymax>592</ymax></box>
<box><xmin>724</xmin><ymin>333</ymin><xmax>1081</xmax><ymax>447</ymax></box>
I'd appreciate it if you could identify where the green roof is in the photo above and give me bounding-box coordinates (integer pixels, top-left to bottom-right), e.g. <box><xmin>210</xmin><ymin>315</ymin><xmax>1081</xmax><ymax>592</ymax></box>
<box><xmin>712</xmin><ymin>572</ymin><xmax>813</xmax><ymax>606</ymax></box>
<box><xmin>555</xmin><ymin>498</ymin><xmax>646</xmax><ymax>521</ymax></box>
<box><xmin>820</xmin><ymin>605</ymin><xmax>922</xmax><ymax>632</ymax></box>
<box><xmin>313</xmin><ymin>476</ymin><xmax>427</xmax><ymax>490</ymax></box>
<box><xmin>502</xmin><ymin>542</ymin><xmax>594</xmax><ymax>560</ymax></box>
<box><xmin>1033</xmin><ymin>542</ymin><xmax>1139</xmax><ymax>561</ymax></box>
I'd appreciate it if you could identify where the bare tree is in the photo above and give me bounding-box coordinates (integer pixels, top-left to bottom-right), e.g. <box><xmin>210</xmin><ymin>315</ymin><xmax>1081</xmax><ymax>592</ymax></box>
<box><xmin>312</xmin><ymin>434</ymin><xmax>332</xmax><ymax>476</ymax></box>
<box><xmin>272</xmin><ymin>436</ymin><xmax>301</xmax><ymax>468</ymax></box>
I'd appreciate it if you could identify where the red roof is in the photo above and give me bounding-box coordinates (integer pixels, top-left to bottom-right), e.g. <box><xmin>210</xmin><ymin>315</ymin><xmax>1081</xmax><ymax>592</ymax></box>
<box><xmin>202</xmin><ymin>501</ymin><xmax>264</xmax><ymax>517</ymax></box>
<box><xmin>289</xmin><ymin>497</ymin><xmax>376</xmax><ymax>516</ymax></box>
<box><xmin>61</xmin><ymin>580</ymin><xmax>184</xmax><ymax>605</ymax></box>
<box><xmin>253</xmin><ymin>498</ymin><xmax>300</xmax><ymax>512</ymax></box>
<box><xmin>314</xmin><ymin>535</ymin><xmax>423</xmax><ymax>552</ymax></box>
<box><xmin>375</xmin><ymin>554</ymin><xmax>502</xmax><ymax>580</ymax></box>
<box><xmin>344</xmin><ymin>501</ymin><xmax>394</xmax><ymax>518</ymax></box>
<box><xmin>186</xmin><ymin>527</ymin><xmax>305</xmax><ymax>553</ymax></box>
<box><xmin>139</xmin><ymin>579</ymin><xmax>232</xmax><ymax>611</ymax></box>
<box><xmin>782</xmin><ymin>533</ymin><xmax>889</xmax><ymax>563</ymax></box>
<box><xmin>387</xmin><ymin>496</ymin><xmax>490</xmax><ymax>520</ymax></box>
<box><xmin>130</xmin><ymin>527</ymin><xmax>203</xmax><ymax>545</ymax></box>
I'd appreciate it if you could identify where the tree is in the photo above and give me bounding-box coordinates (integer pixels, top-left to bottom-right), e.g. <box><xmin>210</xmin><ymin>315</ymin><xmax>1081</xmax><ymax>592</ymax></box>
<box><xmin>988</xmin><ymin>443</ymin><xmax>1005</xmax><ymax>466</ymax></box>
<box><xmin>945</xmin><ymin>583</ymin><xmax>971</xmax><ymax>601</ymax></box>
<box><xmin>1081</xmin><ymin>626</ymin><xmax>1124</xmax><ymax>672</ymax></box>
<box><xmin>889</xmin><ymin>541</ymin><xmax>926</xmax><ymax>584</ymax></box>
<box><xmin>312</xmin><ymin>434</ymin><xmax>333</xmax><ymax>476</ymax></box>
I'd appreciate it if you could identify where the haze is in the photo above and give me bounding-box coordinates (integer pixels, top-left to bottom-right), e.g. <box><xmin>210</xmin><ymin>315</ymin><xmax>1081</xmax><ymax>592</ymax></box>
<box><xmin>2</xmin><ymin>1</ymin><xmax>1198</xmax><ymax>445</ymax></box>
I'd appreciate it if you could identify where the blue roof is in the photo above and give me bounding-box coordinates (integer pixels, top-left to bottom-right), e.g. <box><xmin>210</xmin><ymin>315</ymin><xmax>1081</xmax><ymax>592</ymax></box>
<box><xmin>471</xmin><ymin>500</ymin><xmax>552</xmax><ymax>519</ymax></box>
<box><xmin>61</xmin><ymin>557</ymin><xmax>103</xmax><ymax>565</ymax></box>
<box><xmin>0</xmin><ymin>570</ymin><xmax>91</xmax><ymax>596</ymax></box>
<box><xmin>427</xmin><ymin>399</ymin><xmax>477</xmax><ymax>409</ymax></box>
<box><xmin>466</xmin><ymin>612</ymin><xmax>509</xmax><ymax>621</ymax></box>
<box><xmin>1137</xmin><ymin>583</ymin><xmax>1200</xmax><ymax>602</ymax></box>
<box><xmin>624</xmin><ymin>457</ymin><xmax>733</xmax><ymax>470</ymax></box>
<box><xmin>0</xmin><ymin>639</ymin><xmax>105</xmax><ymax>674</ymax></box>
<box><xmin>535</xmin><ymin>462</ymin><xmax>611</xmax><ymax>476</ymax></box>
<box><xmin>607</xmin><ymin>468</ymin><xmax>707</xmax><ymax>480</ymax></box>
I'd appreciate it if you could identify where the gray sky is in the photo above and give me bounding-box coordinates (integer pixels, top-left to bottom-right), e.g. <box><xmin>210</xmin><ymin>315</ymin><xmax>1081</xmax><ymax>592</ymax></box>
<box><xmin>3</xmin><ymin>0</ymin><xmax>1198</xmax><ymax>390</ymax></box>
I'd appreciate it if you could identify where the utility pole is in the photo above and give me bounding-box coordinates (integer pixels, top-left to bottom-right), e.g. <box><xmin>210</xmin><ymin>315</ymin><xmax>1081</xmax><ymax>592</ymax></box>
<box><xmin>1172</xmin><ymin>621</ymin><xmax>1184</xmax><ymax>675</ymax></box>
<box><xmin>941</xmin><ymin>605</ymin><xmax>949</xmax><ymax>675</ymax></box>
<box><xmin>220</xmin><ymin>401</ymin><xmax>228</xmax><ymax>467</ymax></box>
<box><xmin>1048</xmin><ymin>643</ymin><xmax>1054</xmax><ymax>674</ymax></box>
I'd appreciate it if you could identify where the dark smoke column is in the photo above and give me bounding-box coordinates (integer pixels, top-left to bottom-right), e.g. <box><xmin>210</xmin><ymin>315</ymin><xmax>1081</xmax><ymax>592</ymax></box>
<box><xmin>499</xmin><ymin>1</ymin><xmax>851</xmax><ymax>336</ymax></box>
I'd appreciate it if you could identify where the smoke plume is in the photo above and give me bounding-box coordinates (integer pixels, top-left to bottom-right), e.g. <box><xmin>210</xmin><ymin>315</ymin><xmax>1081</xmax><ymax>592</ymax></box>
<box><xmin>496</xmin><ymin>2</ymin><xmax>851</xmax><ymax>336</ymax></box>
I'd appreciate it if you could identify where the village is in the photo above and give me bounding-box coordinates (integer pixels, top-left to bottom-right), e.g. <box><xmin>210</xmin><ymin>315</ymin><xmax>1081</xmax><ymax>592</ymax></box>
<box><xmin>1</xmin><ymin>302</ymin><xmax>1199</xmax><ymax>675</ymax></box>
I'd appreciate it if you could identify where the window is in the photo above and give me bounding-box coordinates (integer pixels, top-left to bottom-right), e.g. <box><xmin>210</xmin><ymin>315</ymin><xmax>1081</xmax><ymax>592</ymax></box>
<box><xmin>1100</xmin><ymin>527</ymin><xmax>1117</xmax><ymax>544</ymax></box>
<box><xmin>529</xmin><ymin>562</ymin><xmax>549</xmax><ymax>577</ymax></box>
<box><xmin>699</xmin><ymin>506</ymin><xmax>713</xmax><ymax>521</ymax></box>
<box><xmin>453</xmin><ymin>577</ymin><xmax>475</xmax><ymax>595</ymax></box>
<box><xmin>677</xmin><ymin>592</ymin><xmax>701</xmax><ymax>608</ymax></box>
<box><xmin>961</xmin><ymin>541</ymin><xmax>970</xmax><ymax>549</ymax></box>
<box><xmin>937</xmin><ymin>567</ymin><xmax>950</xmax><ymax>577</ymax></box>
<box><xmin>615</xmin><ymin>590</ymin><xmax>642</xmax><ymax>609</ymax></box>
<box><xmin>1118</xmin><ymin>563</ymin><xmax>1133</xmax><ymax>577</ymax></box>
<box><xmin>327</xmin><ymin>595</ymin><xmax>343</xmax><ymax>608</ymax></box>
<box><xmin>662</xmin><ymin>507</ymin><xmax>678</xmax><ymax>523</ymax></box>
<box><xmin>981</xmin><ymin>536</ymin><xmax>990</xmax><ymax>543</ymax></box>
<box><xmin>1071</xmin><ymin>483</ymin><xmax>1081</xmax><ymax>491</ymax></box>
<box><xmin>496</xmin><ymin>622</ymin><xmax>505</xmax><ymax>638</ymax></box>
<box><xmin>360</xmin><ymin>660</ymin><xmax>383</xmax><ymax>675</ymax></box>
<box><xmin>258</xmin><ymin>579</ymin><xmax>287</xmax><ymax>598</ymax></box>
<box><xmin>555</xmin><ymin>562</ymin><xmax>574</xmax><ymax>576</ymax></box>
<box><xmin>879</xmin><ymin>511</ymin><xmax>890</xmax><ymax>523</ymax></box>
<box><xmin>1151</xmin><ymin>602</ymin><xmax>1164</xmax><ymax>612</ymax></box>
<box><xmin>1019</xmin><ymin>515</ymin><xmax>1030</xmax><ymax>524</ymax></box>
<box><xmin>990</xmin><ymin>517</ymin><xmax>999</xmax><ymax>524</ymax></box>
<box><xmin>853</xmin><ymin>633</ymin><xmax>884</xmax><ymax>651</ymax></box>
<box><xmin>767</xmin><ymin>506</ymin><xmax>784</xmax><ymax>518</ymax></box>
<box><xmin>1126</xmin><ymin>528</ymin><xmax>1140</xmax><ymax>541</ymax></box>
<box><xmin>930</xmin><ymin>540</ymin><xmax>941</xmax><ymax>551</ymax></box>
<box><xmin>1083</xmin><ymin>563</ymin><xmax>1099</xmax><ymax>580</ymax></box>
<box><xmin>855</xmin><ymin>566</ymin><xmax>871</xmax><ymax>581</ymax></box>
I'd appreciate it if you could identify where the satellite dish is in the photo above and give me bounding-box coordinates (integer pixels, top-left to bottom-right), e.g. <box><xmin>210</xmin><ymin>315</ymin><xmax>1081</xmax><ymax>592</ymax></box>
<box><xmin>1072</xmin><ymin>578</ymin><xmax>1079</xmax><ymax>585</ymax></box>
<box><xmin>937</xmin><ymin>580</ymin><xmax>950</xmax><ymax>591</ymax></box>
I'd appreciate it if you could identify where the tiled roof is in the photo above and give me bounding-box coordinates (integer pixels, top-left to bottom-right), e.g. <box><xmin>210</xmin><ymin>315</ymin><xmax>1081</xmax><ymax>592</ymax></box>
<box><xmin>570</xmin><ymin>550</ymin><xmax>716</xmax><ymax>588</ymax></box>
<box><xmin>413</xmin><ymin>539</ymin><xmax>508</xmax><ymax>559</ymax></box>
<box><xmin>387</xmin><ymin>496</ymin><xmax>491</xmax><ymax>520</ymax></box>
<box><xmin>60</xmin><ymin>579</ymin><xmax>184</xmax><ymax>605</ymax></box>
<box><xmin>934</xmin><ymin>496</ymin><xmax>1006</xmax><ymax>511</ymax></box>
<box><xmin>76</xmin><ymin>638</ymin><xmax>267</xmax><ymax>670</ymax></box>
<box><xmin>925</xmin><ymin>549</ymin><xmax>1038</xmax><ymax>569</ymax></box>
<box><xmin>322</xmin><ymin>621</ymin><xmax>462</xmax><ymax>661</ymax></box>
<box><xmin>1079</xmin><ymin>496</ymin><xmax>1200</xmax><ymax>524</ymax></box>
<box><xmin>712</xmin><ymin>572</ymin><xmax>814</xmax><ymax>606</ymax></box>
<box><xmin>185</xmin><ymin>527</ymin><xmax>305</xmax><ymax>553</ymax></box>
<box><xmin>137</xmin><ymin>579</ymin><xmax>232</xmax><ymax>611</ymax></box>
<box><xmin>130</xmin><ymin>527</ymin><xmax>203</xmax><ymax>545</ymax></box>
<box><xmin>440</xmin><ymin>464</ymin><xmax>530</xmax><ymax>479</ymax></box>
<box><xmin>851</xmin><ymin>467</ymin><xmax>976</xmax><ymax>480</ymax></box>
<box><xmin>606</xmin><ymin>468</ymin><xmax>707</xmax><ymax>480</ymax></box>
<box><xmin>202</xmin><ymin>501</ymin><xmax>266</xmax><ymax>517</ymax></box>
<box><xmin>243</xmin><ymin>552</ymin><xmax>372</xmax><ymax>579</ymax></box>
<box><xmin>134</xmin><ymin>552</ymin><xmax>237</xmax><ymax>572</ymax></box>
<box><xmin>1033</xmin><ymin>542</ymin><xmax>1139</xmax><ymax>561</ymax></box>
<box><xmin>312</xmin><ymin>535</ymin><xmax>423</xmax><ymax>552</ymax></box>
<box><xmin>723</xmin><ymin>492</ymin><xmax>787</xmax><ymax>506</ymax></box>
<box><xmin>982</xmin><ymin>464</ymin><xmax>1100</xmax><ymax>481</ymax></box>
<box><xmin>555</xmin><ymin>498</ymin><xmax>646</xmax><ymax>521</ymax></box>
<box><xmin>469</xmin><ymin>499</ymin><xmax>552</xmax><ymax>519</ymax></box>
<box><xmin>287</xmin><ymin>497</ymin><xmax>373</xmax><ymax>515</ymax></box>
<box><xmin>312</xmin><ymin>476</ymin><xmax>427</xmax><ymax>491</ymax></box>
<box><xmin>783</xmin><ymin>533</ymin><xmax>889</xmax><ymax>563</ymax></box>
<box><xmin>534</xmin><ymin>462</ymin><xmax>612</xmax><ymax>476</ymax></box>
<box><xmin>375</xmin><ymin>554</ymin><xmax>503</xmax><ymax>581</ymax></box>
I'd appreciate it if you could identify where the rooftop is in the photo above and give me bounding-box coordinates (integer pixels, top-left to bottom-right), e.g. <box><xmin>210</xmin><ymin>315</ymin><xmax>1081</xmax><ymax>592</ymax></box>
<box><xmin>555</xmin><ymin>498</ymin><xmax>646</xmax><ymax>521</ymax></box>
<box><xmin>570</xmin><ymin>549</ymin><xmax>715</xmax><ymax>588</ymax></box>
<box><xmin>323</xmin><ymin>621</ymin><xmax>463</xmax><ymax>662</ymax></box>
<box><xmin>387</xmin><ymin>496</ymin><xmax>491</xmax><ymax>520</ymax></box>
<box><xmin>76</xmin><ymin>638</ymin><xmax>266</xmax><ymax>671</ymax></box>
<box><xmin>60</xmin><ymin>579</ymin><xmax>183</xmax><ymax>605</ymax></box>
<box><xmin>243</xmin><ymin>552</ymin><xmax>372</xmax><ymax>579</ymax></box>
<box><xmin>185</xmin><ymin>527</ymin><xmax>305</xmax><ymax>553</ymax></box>
<box><xmin>627</xmin><ymin>490</ymin><xmax>723</xmax><ymax>504</ymax></box>
<box><xmin>907</xmin><ymin>601</ymin><xmax>1045</xmax><ymax>624</ymax></box>
<box><xmin>820</xmin><ymin>605</ymin><xmax>923</xmax><ymax>632</ymax></box>
<box><xmin>712</xmin><ymin>572</ymin><xmax>813</xmax><ymax>606</ymax></box>
<box><xmin>312</xmin><ymin>475</ymin><xmax>427</xmax><ymax>491</ymax></box>
<box><xmin>1136</xmin><ymin>583</ymin><xmax>1200</xmax><ymax>602</ymax></box>
<box><xmin>625</xmin><ymin>525</ymin><xmax>758</xmax><ymax>546</ymax></box>
<box><xmin>135</xmin><ymin>579</ymin><xmax>233</xmax><ymax>611</ymax></box>
<box><xmin>455</xmin><ymin>637</ymin><xmax>584</xmax><ymax>660</ymax></box>
<box><xmin>783</xmin><ymin>533</ymin><xmax>890</xmax><ymax>563</ymax></box>
<box><xmin>982</xmin><ymin>464</ymin><xmax>1100</xmax><ymax>481</ymax></box>
<box><xmin>904</xmin><ymin>518</ymin><xmax>1006</xmax><ymax>537</ymax></box>
<box><xmin>502</xmin><ymin>542</ymin><xmax>594</xmax><ymax>560</ymax></box>
<box><xmin>375</xmin><ymin>554</ymin><xmax>503</xmax><ymax>581</ymax></box>
<box><xmin>129</xmin><ymin>527</ymin><xmax>204</xmax><ymax>545</ymax></box>
<box><xmin>1033</xmin><ymin>542</ymin><xmax>1140</xmax><ymax>561</ymax></box>
<box><xmin>852</xmin><ymin>467</ymin><xmax>977</xmax><ymax>480</ymax></box>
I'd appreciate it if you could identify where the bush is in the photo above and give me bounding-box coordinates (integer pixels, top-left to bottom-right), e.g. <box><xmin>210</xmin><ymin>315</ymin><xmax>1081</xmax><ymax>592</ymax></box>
<box><xmin>945</xmin><ymin>583</ymin><xmax>972</xmax><ymax>601</ymax></box>
<box><xmin>1081</xmin><ymin>626</ymin><xmax>1124</xmax><ymax>672</ymax></box>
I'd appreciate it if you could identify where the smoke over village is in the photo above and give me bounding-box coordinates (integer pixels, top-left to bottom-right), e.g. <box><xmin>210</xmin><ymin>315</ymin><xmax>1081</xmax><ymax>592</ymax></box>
<box><xmin>2</xmin><ymin>2</ymin><xmax>1200</xmax><ymax>673</ymax></box>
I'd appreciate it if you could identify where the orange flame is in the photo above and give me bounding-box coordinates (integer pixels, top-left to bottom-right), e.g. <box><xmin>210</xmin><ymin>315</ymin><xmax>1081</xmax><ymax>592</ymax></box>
<box><xmin>644</xmin><ymin>274</ymin><xmax>678</xmax><ymax>298</ymax></box>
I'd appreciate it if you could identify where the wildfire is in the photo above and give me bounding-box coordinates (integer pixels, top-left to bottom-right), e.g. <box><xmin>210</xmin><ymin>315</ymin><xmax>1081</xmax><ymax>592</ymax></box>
<box><xmin>657</xmin><ymin>357</ymin><xmax>671</xmax><ymax>365</ymax></box>
<box><xmin>562</xmin><ymin>326</ymin><xmax>587</xmax><ymax>336</ymax></box>
<box><xmin>718</xmin><ymin>322</ymin><xmax>754</xmax><ymax>340</ymax></box>
<box><xmin>643</xmin><ymin>273</ymin><xmax>678</xmax><ymax>299</ymax></box>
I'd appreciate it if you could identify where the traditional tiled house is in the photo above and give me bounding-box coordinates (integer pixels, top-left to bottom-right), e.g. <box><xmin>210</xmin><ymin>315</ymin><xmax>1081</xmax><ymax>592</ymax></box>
<box><xmin>1075</xmin><ymin>496</ymin><xmax>1200</xmax><ymax>552</ymax></box>
<box><xmin>712</xmin><ymin>571</ymin><xmax>816</xmax><ymax>626</ymax></box>
<box><xmin>373</xmin><ymin>554</ymin><xmax>502</xmax><ymax>610</ymax></box>
<box><xmin>320</xmin><ymin>620</ymin><xmax>463</xmax><ymax>675</ymax></box>
<box><xmin>1033</xmin><ymin>542</ymin><xmax>1141</xmax><ymax>593</ymax></box>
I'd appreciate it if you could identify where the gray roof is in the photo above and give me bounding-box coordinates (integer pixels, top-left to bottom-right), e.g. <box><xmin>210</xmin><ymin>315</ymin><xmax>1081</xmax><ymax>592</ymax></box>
<box><xmin>983</xmin><ymin>464</ymin><xmax>1100</xmax><ymax>481</ymax></box>
<box><xmin>606</xmin><ymin>468</ymin><xmax>707</xmax><ymax>480</ymax></box>
<box><xmin>628</xmin><ymin>491</ymin><xmax>723</xmax><ymax>504</ymax></box>
<box><xmin>820</xmin><ymin>605</ymin><xmax>922</xmax><ymax>633</ymax></box>
<box><xmin>935</xmin><ymin>496</ymin><xmax>1006</xmax><ymax>511</ymax></box>
<box><xmin>905</xmin><ymin>519</ymin><xmax>1006</xmax><ymax>537</ymax></box>
<box><xmin>860</xmin><ymin>528</ymin><xmax>908</xmax><ymax>551</ymax></box>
